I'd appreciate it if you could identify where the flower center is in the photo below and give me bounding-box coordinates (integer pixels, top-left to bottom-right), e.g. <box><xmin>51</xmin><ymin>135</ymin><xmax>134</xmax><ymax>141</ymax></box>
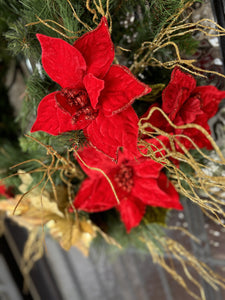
<box><xmin>114</xmin><ymin>164</ymin><xmax>134</xmax><ymax>193</ymax></box>
<box><xmin>61</xmin><ymin>88</ymin><xmax>89</xmax><ymax>107</ymax></box>
<box><xmin>57</xmin><ymin>88</ymin><xmax>98</xmax><ymax>122</ymax></box>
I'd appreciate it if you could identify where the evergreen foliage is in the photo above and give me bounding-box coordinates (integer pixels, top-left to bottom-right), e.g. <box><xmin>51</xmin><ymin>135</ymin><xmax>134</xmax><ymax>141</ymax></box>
<box><xmin>19</xmin><ymin>131</ymin><xmax>86</xmax><ymax>154</ymax></box>
<box><xmin>90</xmin><ymin>206</ymin><xmax>167</xmax><ymax>255</ymax></box>
<box><xmin>111</xmin><ymin>0</ymin><xmax>199</xmax><ymax>64</ymax></box>
<box><xmin>0</xmin><ymin>142</ymin><xmax>29</xmax><ymax>188</ymax></box>
<box><xmin>18</xmin><ymin>69</ymin><xmax>57</xmax><ymax>132</ymax></box>
<box><xmin>4</xmin><ymin>0</ymin><xmax>85</xmax><ymax>59</ymax></box>
<box><xmin>2</xmin><ymin>0</ymin><xmax>199</xmax><ymax>61</ymax></box>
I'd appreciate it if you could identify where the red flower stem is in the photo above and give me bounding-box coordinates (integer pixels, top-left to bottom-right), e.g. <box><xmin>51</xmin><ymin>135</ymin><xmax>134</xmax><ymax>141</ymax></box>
<box><xmin>74</xmin><ymin>150</ymin><xmax>120</xmax><ymax>205</ymax></box>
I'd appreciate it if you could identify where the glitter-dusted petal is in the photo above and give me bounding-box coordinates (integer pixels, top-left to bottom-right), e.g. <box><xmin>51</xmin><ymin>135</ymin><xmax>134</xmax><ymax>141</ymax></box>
<box><xmin>73</xmin><ymin>17</ymin><xmax>114</xmax><ymax>79</ymax></box>
<box><xmin>37</xmin><ymin>34</ymin><xmax>86</xmax><ymax>89</ymax></box>
<box><xmin>83</xmin><ymin>73</ymin><xmax>104</xmax><ymax>109</ymax></box>
<box><xmin>84</xmin><ymin>107</ymin><xmax>139</xmax><ymax>160</ymax></box>
<box><xmin>101</xmin><ymin>65</ymin><xmax>152</xmax><ymax>116</ymax></box>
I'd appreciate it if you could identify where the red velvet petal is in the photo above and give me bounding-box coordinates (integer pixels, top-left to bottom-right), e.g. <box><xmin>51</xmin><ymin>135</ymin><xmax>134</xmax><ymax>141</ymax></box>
<box><xmin>84</xmin><ymin>107</ymin><xmax>139</xmax><ymax>160</ymax></box>
<box><xmin>0</xmin><ymin>185</ymin><xmax>7</xmax><ymax>196</ymax></box>
<box><xmin>179</xmin><ymin>97</ymin><xmax>202</xmax><ymax>124</ymax></box>
<box><xmin>140</xmin><ymin>103</ymin><xmax>170</xmax><ymax>134</ymax></box>
<box><xmin>162</xmin><ymin>68</ymin><xmax>196</xmax><ymax>118</ymax></box>
<box><xmin>115</xmin><ymin>147</ymin><xmax>136</xmax><ymax>164</ymax></box>
<box><xmin>100</xmin><ymin>65</ymin><xmax>152</xmax><ymax>116</ymax></box>
<box><xmin>37</xmin><ymin>34</ymin><xmax>86</xmax><ymax>88</ymax></box>
<box><xmin>75</xmin><ymin>145</ymin><xmax>116</xmax><ymax>178</ymax></box>
<box><xmin>157</xmin><ymin>173</ymin><xmax>183</xmax><ymax>209</ymax></box>
<box><xmin>138</xmin><ymin>136</ymin><xmax>170</xmax><ymax>160</ymax></box>
<box><xmin>31</xmin><ymin>92</ymin><xmax>82</xmax><ymax>135</ymax></box>
<box><xmin>193</xmin><ymin>86</ymin><xmax>225</xmax><ymax>118</ymax></box>
<box><xmin>83</xmin><ymin>73</ymin><xmax>104</xmax><ymax>109</ymax></box>
<box><xmin>132</xmin><ymin>174</ymin><xmax>182</xmax><ymax>210</ymax></box>
<box><xmin>181</xmin><ymin>114</ymin><xmax>213</xmax><ymax>150</ymax></box>
<box><xmin>73</xmin><ymin>177</ymin><xmax>118</xmax><ymax>212</ymax></box>
<box><xmin>73</xmin><ymin>17</ymin><xmax>114</xmax><ymax>79</ymax></box>
<box><xmin>117</xmin><ymin>196</ymin><xmax>146</xmax><ymax>232</ymax></box>
<box><xmin>132</xmin><ymin>158</ymin><xmax>163</xmax><ymax>179</ymax></box>
<box><xmin>31</xmin><ymin>92</ymin><xmax>61</xmax><ymax>135</ymax></box>
<box><xmin>56</xmin><ymin>106</ymin><xmax>91</xmax><ymax>131</ymax></box>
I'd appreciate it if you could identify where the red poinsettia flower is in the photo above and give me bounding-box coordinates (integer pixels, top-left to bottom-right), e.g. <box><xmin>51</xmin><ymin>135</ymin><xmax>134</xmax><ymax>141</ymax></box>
<box><xmin>31</xmin><ymin>17</ymin><xmax>151</xmax><ymax>159</ymax></box>
<box><xmin>141</xmin><ymin>68</ymin><xmax>225</xmax><ymax>149</ymax></box>
<box><xmin>73</xmin><ymin>145</ymin><xmax>182</xmax><ymax>232</ymax></box>
<box><xmin>0</xmin><ymin>184</ymin><xmax>13</xmax><ymax>198</ymax></box>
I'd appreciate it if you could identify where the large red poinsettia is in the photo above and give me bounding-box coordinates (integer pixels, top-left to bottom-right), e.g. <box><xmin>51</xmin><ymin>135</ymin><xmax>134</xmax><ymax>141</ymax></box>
<box><xmin>31</xmin><ymin>17</ymin><xmax>151</xmax><ymax>159</ymax></box>
<box><xmin>73</xmin><ymin>145</ymin><xmax>182</xmax><ymax>232</ymax></box>
<box><xmin>141</xmin><ymin>68</ymin><xmax>225</xmax><ymax>149</ymax></box>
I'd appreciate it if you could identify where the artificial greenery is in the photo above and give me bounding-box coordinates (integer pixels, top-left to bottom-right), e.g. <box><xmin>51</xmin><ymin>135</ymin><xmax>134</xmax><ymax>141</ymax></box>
<box><xmin>19</xmin><ymin>131</ymin><xmax>86</xmax><ymax>154</ymax></box>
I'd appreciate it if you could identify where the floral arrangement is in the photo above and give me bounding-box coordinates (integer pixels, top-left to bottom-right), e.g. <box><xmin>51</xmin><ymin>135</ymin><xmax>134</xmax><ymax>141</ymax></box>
<box><xmin>1</xmin><ymin>1</ymin><xmax>225</xmax><ymax>299</ymax></box>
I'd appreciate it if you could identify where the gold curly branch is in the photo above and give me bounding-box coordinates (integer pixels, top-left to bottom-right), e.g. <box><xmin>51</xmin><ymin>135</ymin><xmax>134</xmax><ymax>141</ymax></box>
<box><xmin>74</xmin><ymin>150</ymin><xmax>120</xmax><ymax>205</ymax></box>
<box><xmin>25</xmin><ymin>16</ymin><xmax>83</xmax><ymax>39</ymax></box>
<box><xmin>139</xmin><ymin>107</ymin><xmax>225</xmax><ymax>226</ymax></box>
<box><xmin>141</xmin><ymin>225</ymin><xmax>225</xmax><ymax>300</ymax></box>
<box><xmin>3</xmin><ymin>135</ymin><xmax>83</xmax><ymax>215</ymax></box>
<box><xmin>130</xmin><ymin>0</ymin><xmax>225</xmax><ymax>78</ymax></box>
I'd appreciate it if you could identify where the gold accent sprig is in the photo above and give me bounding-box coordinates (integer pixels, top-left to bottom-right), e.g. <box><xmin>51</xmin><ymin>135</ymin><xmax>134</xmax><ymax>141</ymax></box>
<box><xmin>130</xmin><ymin>0</ymin><xmax>225</xmax><ymax>78</ymax></box>
<box><xmin>141</xmin><ymin>225</ymin><xmax>225</xmax><ymax>300</ymax></box>
<box><xmin>139</xmin><ymin>107</ymin><xmax>225</xmax><ymax>226</ymax></box>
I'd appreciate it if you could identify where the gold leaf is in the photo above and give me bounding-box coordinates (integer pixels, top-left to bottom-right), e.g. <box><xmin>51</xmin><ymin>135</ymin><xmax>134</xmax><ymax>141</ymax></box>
<box><xmin>0</xmin><ymin>195</ymin><xmax>30</xmax><ymax>215</ymax></box>
<box><xmin>49</xmin><ymin>217</ymin><xmax>97</xmax><ymax>255</ymax></box>
<box><xmin>30</xmin><ymin>191</ymin><xmax>64</xmax><ymax>218</ymax></box>
<box><xmin>21</xmin><ymin>228</ymin><xmax>44</xmax><ymax>288</ymax></box>
<box><xmin>51</xmin><ymin>185</ymin><xmax>70</xmax><ymax>213</ymax></box>
<box><xmin>80</xmin><ymin>219</ymin><xmax>96</xmax><ymax>235</ymax></box>
<box><xmin>18</xmin><ymin>169</ymin><xmax>33</xmax><ymax>194</ymax></box>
